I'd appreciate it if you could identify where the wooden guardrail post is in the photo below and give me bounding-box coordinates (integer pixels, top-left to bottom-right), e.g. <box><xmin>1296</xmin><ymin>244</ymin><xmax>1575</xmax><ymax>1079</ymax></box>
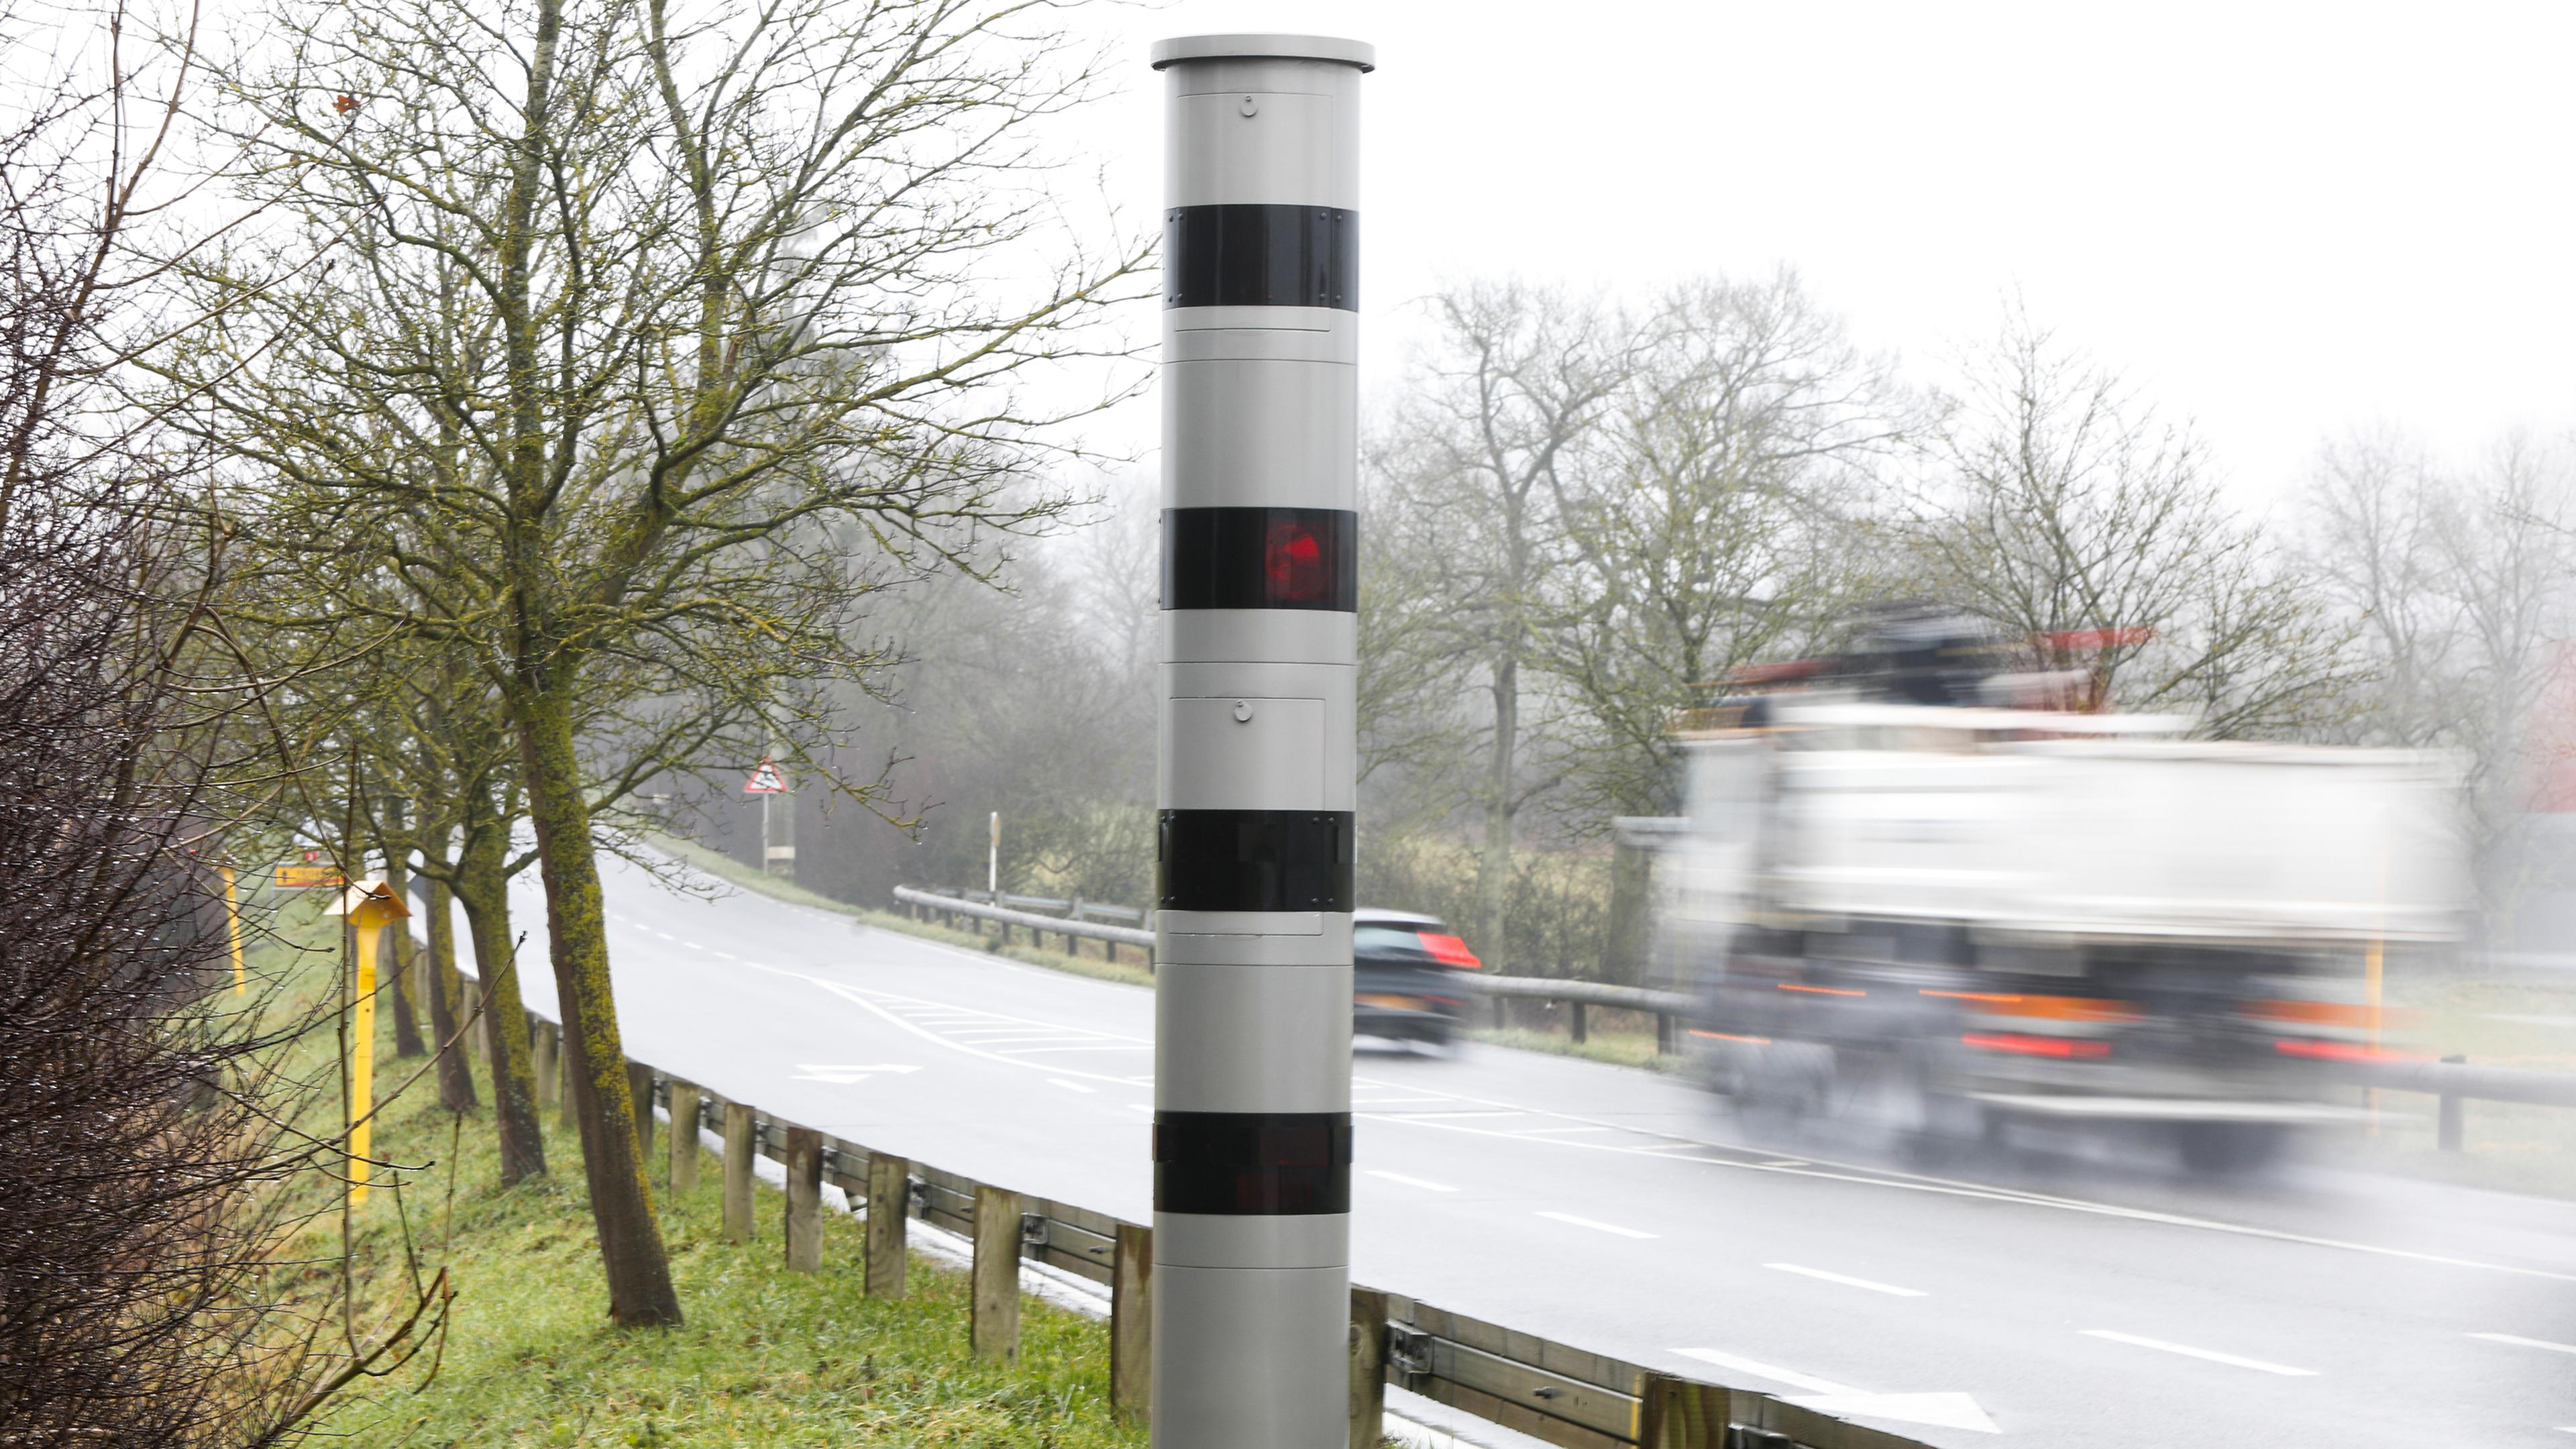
<box><xmin>969</xmin><ymin>1185</ymin><xmax>1022</xmax><ymax>1360</ymax></box>
<box><xmin>1637</xmin><ymin>1373</ymin><xmax>1727</xmax><ymax>1448</ymax></box>
<box><xmin>1111</xmin><ymin>1222</ymin><xmax>1151</xmax><ymax>1420</ymax></box>
<box><xmin>627</xmin><ymin>1061</ymin><xmax>655</xmax><ymax>1161</ymax></box>
<box><xmin>458</xmin><ymin>977</ymin><xmax>481</xmax><ymax>1055</ymax></box>
<box><xmin>864</xmin><ymin>1153</ymin><xmax>909</xmax><ymax>1299</ymax></box>
<box><xmin>783</xmin><ymin>1126</ymin><xmax>823</xmax><ymax>1272</ymax></box>
<box><xmin>722</xmin><ymin>1102</ymin><xmax>755</xmax><ymax>1242</ymax></box>
<box><xmin>1348</xmin><ymin>1287</ymin><xmax>1387</xmax><ymax>1446</ymax></box>
<box><xmin>531</xmin><ymin>1021</ymin><xmax>558</xmax><ymax>1109</ymax></box>
<box><xmin>2438</xmin><ymin>1053</ymin><xmax>2467</xmax><ymax>1150</ymax></box>
<box><xmin>668</xmin><ymin>1080</ymin><xmax>702</xmax><ymax>1192</ymax></box>
<box><xmin>1570</xmin><ymin>1000</ymin><xmax>1589</xmax><ymax>1043</ymax></box>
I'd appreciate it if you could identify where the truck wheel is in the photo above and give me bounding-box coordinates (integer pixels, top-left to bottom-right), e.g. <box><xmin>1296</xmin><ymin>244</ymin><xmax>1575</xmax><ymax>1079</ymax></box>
<box><xmin>2176</xmin><ymin>1122</ymin><xmax>2285</xmax><ymax>1176</ymax></box>
<box><xmin>1896</xmin><ymin>1046</ymin><xmax>1986</xmax><ymax>1165</ymax></box>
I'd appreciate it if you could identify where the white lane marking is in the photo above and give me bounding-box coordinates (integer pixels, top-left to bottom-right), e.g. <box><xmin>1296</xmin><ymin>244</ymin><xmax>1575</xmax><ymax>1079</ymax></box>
<box><xmin>1365</xmin><ymin>1169</ymin><xmax>1458</xmax><ymax>1193</ymax></box>
<box><xmin>790</xmin><ymin>1063</ymin><xmax>920</xmax><ymax>1084</ymax></box>
<box><xmin>804</xmin><ymin>980</ymin><xmax>1151</xmax><ymax>1089</ymax></box>
<box><xmin>1046</xmin><ymin>1078</ymin><xmax>1095</xmax><ymax>1093</ymax></box>
<box><xmin>1536</xmin><ymin>1210</ymin><xmax>1656</xmax><ymax>1240</ymax></box>
<box><xmin>1360</xmin><ymin>1099</ymin><xmax>2576</xmax><ymax>1285</ymax></box>
<box><xmin>1379</xmin><ymin>1110</ymin><xmax>1524</xmax><ymax>1120</ymax></box>
<box><xmin>2469</xmin><ymin>1332</ymin><xmax>2576</xmax><ymax>1356</ymax></box>
<box><xmin>1515</xmin><ymin>1125</ymin><xmax>1623</xmax><ymax>1136</ymax></box>
<box><xmin>1766</xmin><ymin>1263</ymin><xmax>1928</xmax><ymax>1297</ymax></box>
<box><xmin>710</xmin><ymin>951</ymin><xmax>737</xmax><ymax>961</ymax></box>
<box><xmin>1760</xmin><ymin>1158</ymin><xmax>1810</xmax><ymax>1167</ymax></box>
<box><xmin>996</xmin><ymin>1043</ymin><xmax>1157</xmax><ymax>1055</ymax></box>
<box><xmin>2080</xmin><ymin>1330</ymin><xmax>2316</xmax><ymax>1377</ymax></box>
<box><xmin>1672</xmin><ymin>1347</ymin><xmax>1850</xmax><ymax>1395</ymax></box>
<box><xmin>682</xmin><ymin>941</ymin><xmax>704</xmax><ymax>949</ymax></box>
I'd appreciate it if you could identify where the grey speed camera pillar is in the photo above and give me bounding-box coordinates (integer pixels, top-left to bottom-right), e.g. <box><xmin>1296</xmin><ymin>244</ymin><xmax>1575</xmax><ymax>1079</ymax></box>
<box><xmin>1149</xmin><ymin>32</ymin><xmax>1373</xmax><ymax>1449</ymax></box>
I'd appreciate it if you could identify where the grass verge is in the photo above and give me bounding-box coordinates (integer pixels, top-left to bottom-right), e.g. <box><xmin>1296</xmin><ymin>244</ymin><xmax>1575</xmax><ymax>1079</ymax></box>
<box><xmin>251</xmin><ymin>898</ymin><xmax>1140</xmax><ymax>1448</ymax></box>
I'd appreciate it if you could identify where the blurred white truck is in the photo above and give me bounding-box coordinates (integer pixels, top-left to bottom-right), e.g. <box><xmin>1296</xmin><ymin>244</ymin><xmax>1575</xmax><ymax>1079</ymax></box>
<box><xmin>1669</xmin><ymin>695</ymin><xmax>2467</xmax><ymax>1171</ymax></box>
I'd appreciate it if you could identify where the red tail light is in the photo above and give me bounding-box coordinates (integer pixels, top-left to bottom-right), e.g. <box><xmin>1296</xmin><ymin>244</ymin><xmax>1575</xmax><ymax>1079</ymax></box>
<box><xmin>1962</xmin><ymin>1032</ymin><xmax>2109</xmax><ymax>1060</ymax></box>
<box><xmin>1416</xmin><ymin>932</ymin><xmax>1481</xmax><ymax>969</ymax></box>
<box><xmin>2273</xmin><ymin>1039</ymin><xmax>2426</xmax><ymax>1063</ymax></box>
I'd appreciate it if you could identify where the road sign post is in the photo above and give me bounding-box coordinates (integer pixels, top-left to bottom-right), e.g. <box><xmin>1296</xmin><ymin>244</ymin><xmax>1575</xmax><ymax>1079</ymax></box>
<box><xmin>1150</xmin><ymin>33</ymin><xmax>1372</xmax><ymax>1448</ymax></box>
<box><xmin>324</xmin><ymin>879</ymin><xmax>412</xmax><ymax>1206</ymax></box>
<box><xmin>744</xmin><ymin>756</ymin><xmax>794</xmax><ymax>881</ymax></box>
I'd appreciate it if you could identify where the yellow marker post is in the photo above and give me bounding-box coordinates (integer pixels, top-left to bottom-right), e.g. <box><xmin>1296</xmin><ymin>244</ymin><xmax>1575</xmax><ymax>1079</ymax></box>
<box><xmin>221</xmin><ymin>865</ymin><xmax>245</xmax><ymax>996</ymax></box>
<box><xmin>325</xmin><ymin>880</ymin><xmax>412</xmax><ymax>1205</ymax></box>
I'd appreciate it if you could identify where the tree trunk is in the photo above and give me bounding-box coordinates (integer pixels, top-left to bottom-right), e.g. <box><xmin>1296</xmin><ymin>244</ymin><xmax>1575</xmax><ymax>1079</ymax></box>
<box><xmin>456</xmin><ymin>814</ymin><xmax>547</xmax><ymax>1185</ymax></box>
<box><xmin>421</xmin><ymin>873</ymin><xmax>478</xmax><ymax>1112</ymax></box>
<box><xmin>381</xmin><ymin>840</ymin><xmax>427</xmax><ymax>1058</ymax></box>
<box><xmin>1474</xmin><ymin>651</ymin><xmax>1519</xmax><ymax>966</ymax></box>
<box><xmin>515</xmin><ymin>686</ymin><xmax>681</xmax><ymax>1326</ymax></box>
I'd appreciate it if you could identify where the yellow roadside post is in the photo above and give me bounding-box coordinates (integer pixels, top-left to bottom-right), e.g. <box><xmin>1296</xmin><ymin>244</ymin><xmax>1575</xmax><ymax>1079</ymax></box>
<box><xmin>221</xmin><ymin>865</ymin><xmax>245</xmax><ymax>996</ymax></box>
<box><xmin>325</xmin><ymin>879</ymin><xmax>411</xmax><ymax>1205</ymax></box>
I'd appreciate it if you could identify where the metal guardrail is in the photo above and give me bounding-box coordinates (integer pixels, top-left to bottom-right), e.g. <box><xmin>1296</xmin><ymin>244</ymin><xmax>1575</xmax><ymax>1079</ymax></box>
<box><xmin>927</xmin><ymin>885</ymin><xmax>1148</xmax><ymax>924</ymax></box>
<box><xmin>876</xmin><ymin>890</ymin><xmax>2576</xmax><ymax>1145</ymax></box>
<box><xmin>893</xmin><ymin>886</ymin><xmax>1154</xmax><ymax>953</ymax></box>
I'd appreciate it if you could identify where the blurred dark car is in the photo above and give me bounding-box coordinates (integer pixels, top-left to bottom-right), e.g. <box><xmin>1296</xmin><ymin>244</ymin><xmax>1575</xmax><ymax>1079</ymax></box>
<box><xmin>1352</xmin><ymin>908</ymin><xmax>1481</xmax><ymax>1049</ymax></box>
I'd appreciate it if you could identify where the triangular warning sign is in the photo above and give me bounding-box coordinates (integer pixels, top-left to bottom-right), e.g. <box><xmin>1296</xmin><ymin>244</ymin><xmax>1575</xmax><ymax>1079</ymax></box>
<box><xmin>743</xmin><ymin>758</ymin><xmax>787</xmax><ymax>794</ymax></box>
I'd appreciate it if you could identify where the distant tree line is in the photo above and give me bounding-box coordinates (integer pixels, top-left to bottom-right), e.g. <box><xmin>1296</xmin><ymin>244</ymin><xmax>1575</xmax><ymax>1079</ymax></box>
<box><xmin>823</xmin><ymin>280</ymin><xmax>2572</xmax><ymax>979</ymax></box>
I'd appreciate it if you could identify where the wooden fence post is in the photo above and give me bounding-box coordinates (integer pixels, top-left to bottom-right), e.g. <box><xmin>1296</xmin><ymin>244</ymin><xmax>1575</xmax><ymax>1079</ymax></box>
<box><xmin>555</xmin><ymin>1024</ymin><xmax>577</xmax><ymax>1126</ymax></box>
<box><xmin>1570</xmin><ymin>1000</ymin><xmax>1589</xmax><ymax>1043</ymax></box>
<box><xmin>1348</xmin><ymin>1286</ymin><xmax>1387</xmax><ymax>1447</ymax></box>
<box><xmin>668</xmin><ymin>1081</ymin><xmax>701</xmax><ymax>1193</ymax></box>
<box><xmin>864</xmin><ymin>1153</ymin><xmax>909</xmax><ymax>1299</ymax></box>
<box><xmin>970</xmin><ymin>1185</ymin><xmax>1022</xmax><ymax>1360</ymax></box>
<box><xmin>627</xmin><ymin>1061</ymin><xmax>655</xmax><ymax>1161</ymax></box>
<box><xmin>1111</xmin><ymin>1222</ymin><xmax>1151</xmax><ymax>1421</ymax></box>
<box><xmin>722</xmin><ymin>1102</ymin><xmax>755</xmax><ymax>1243</ymax></box>
<box><xmin>532</xmin><ymin>1021</ymin><xmax>559</xmax><ymax>1109</ymax></box>
<box><xmin>783</xmin><ymin>1126</ymin><xmax>823</xmax><ymax>1272</ymax></box>
<box><xmin>1636</xmin><ymin>1373</ymin><xmax>1728</xmax><ymax>1449</ymax></box>
<box><xmin>2438</xmin><ymin>1054</ymin><xmax>2467</xmax><ymax>1151</ymax></box>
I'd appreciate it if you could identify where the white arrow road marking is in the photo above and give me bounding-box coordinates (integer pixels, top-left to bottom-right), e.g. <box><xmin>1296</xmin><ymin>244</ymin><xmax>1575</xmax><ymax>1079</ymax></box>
<box><xmin>2469</xmin><ymin>1332</ymin><xmax>2576</xmax><ymax>1356</ymax></box>
<box><xmin>1536</xmin><ymin>1210</ymin><xmax>1656</xmax><ymax>1239</ymax></box>
<box><xmin>1671</xmin><ymin>1348</ymin><xmax>1849</xmax><ymax>1395</ymax></box>
<box><xmin>1364</xmin><ymin>1170</ymin><xmax>1458</xmax><ymax>1193</ymax></box>
<box><xmin>1782</xmin><ymin>1393</ymin><xmax>1999</xmax><ymax>1434</ymax></box>
<box><xmin>1670</xmin><ymin>1349</ymin><xmax>1996</xmax><ymax>1434</ymax></box>
<box><xmin>1765</xmin><ymin>1263</ymin><xmax>1928</xmax><ymax>1297</ymax></box>
<box><xmin>2080</xmin><ymin>1330</ymin><xmax>2316</xmax><ymax>1376</ymax></box>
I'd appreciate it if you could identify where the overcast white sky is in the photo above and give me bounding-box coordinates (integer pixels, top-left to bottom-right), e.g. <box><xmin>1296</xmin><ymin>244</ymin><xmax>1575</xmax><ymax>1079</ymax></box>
<box><xmin>1059</xmin><ymin>0</ymin><xmax>2574</xmax><ymax>512</ymax></box>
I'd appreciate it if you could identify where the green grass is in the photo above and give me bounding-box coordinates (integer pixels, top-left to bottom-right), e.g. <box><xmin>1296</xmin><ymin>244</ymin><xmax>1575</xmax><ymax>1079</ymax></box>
<box><xmin>249</xmin><ymin>896</ymin><xmax>1140</xmax><ymax>1448</ymax></box>
<box><xmin>646</xmin><ymin>832</ymin><xmax>1155</xmax><ymax>990</ymax></box>
<box><xmin>1468</xmin><ymin>1024</ymin><xmax>1682</xmax><ymax>1073</ymax></box>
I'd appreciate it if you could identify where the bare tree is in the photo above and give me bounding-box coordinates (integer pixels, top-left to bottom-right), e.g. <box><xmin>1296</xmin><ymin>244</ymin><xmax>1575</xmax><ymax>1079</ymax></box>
<box><xmin>167</xmin><ymin>0</ymin><xmax>1148</xmax><ymax>1324</ymax></box>
<box><xmin>1899</xmin><ymin>309</ymin><xmax>2351</xmax><ymax>735</ymax></box>
<box><xmin>2300</xmin><ymin>427</ymin><xmax>2576</xmax><ymax>921</ymax></box>
<box><xmin>1372</xmin><ymin>281</ymin><xmax>1623</xmax><ymax>963</ymax></box>
<box><xmin>1542</xmin><ymin>270</ymin><xmax>1906</xmax><ymax>817</ymax></box>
